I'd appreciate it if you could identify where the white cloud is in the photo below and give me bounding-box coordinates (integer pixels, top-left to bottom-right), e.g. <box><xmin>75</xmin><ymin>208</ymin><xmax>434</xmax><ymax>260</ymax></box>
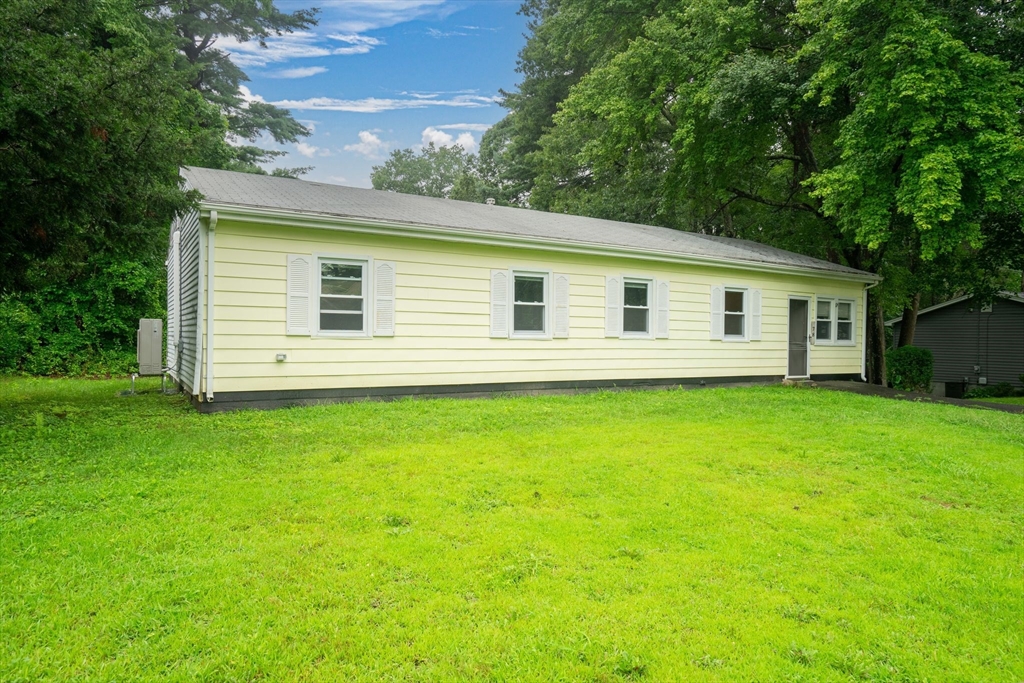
<box><xmin>272</xmin><ymin>94</ymin><xmax>496</xmax><ymax>113</ymax></box>
<box><xmin>431</xmin><ymin>123</ymin><xmax>493</xmax><ymax>132</ymax></box>
<box><xmin>296</xmin><ymin>142</ymin><xmax>320</xmax><ymax>158</ymax></box>
<box><xmin>218</xmin><ymin>32</ymin><xmax>330</xmax><ymax>68</ymax></box>
<box><xmin>344</xmin><ymin>130</ymin><xmax>389</xmax><ymax>158</ymax></box>
<box><xmin>219</xmin><ymin>31</ymin><xmax>383</xmax><ymax>67</ymax></box>
<box><xmin>421</xmin><ymin>126</ymin><xmax>478</xmax><ymax>153</ymax></box>
<box><xmin>328</xmin><ymin>176</ymin><xmax>349</xmax><ymax>185</ymax></box>
<box><xmin>268</xmin><ymin>66</ymin><xmax>328</xmax><ymax>79</ymax></box>
<box><xmin>328</xmin><ymin>33</ymin><xmax>384</xmax><ymax>46</ymax></box>
<box><xmin>238</xmin><ymin>85</ymin><xmax>265</xmax><ymax>103</ymax></box>
<box><xmin>319</xmin><ymin>0</ymin><xmax>453</xmax><ymax>33</ymax></box>
<box><xmin>426</xmin><ymin>28</ymin><xmax>468</xmax><ymax>38</ymax></box>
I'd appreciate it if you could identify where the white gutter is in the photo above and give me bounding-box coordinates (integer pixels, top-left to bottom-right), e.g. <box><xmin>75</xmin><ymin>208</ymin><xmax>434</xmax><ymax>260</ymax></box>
<box><xmin>199</xmin><ymin>203</ymin><xmax>881</xmax><ymax>285</ymax></box>
<box><xmin>191</xmin><ymin>215</ymin><xmax>205</xmax><ymax>396</ymax></box>
<box><xmin>862</xmin><ymin>280</ymin><xmax>881</xmax><ymax>381</ymax></box>
<box><xmin>204</xmin><ymin>210</ymin><xmax>217</xmax><ymax>402</ymax></box>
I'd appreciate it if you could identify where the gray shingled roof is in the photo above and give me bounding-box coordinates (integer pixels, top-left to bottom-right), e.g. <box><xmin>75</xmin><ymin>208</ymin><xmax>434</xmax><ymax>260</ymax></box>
<box><xmin>182</xmin><ymin>166</ymin><xmax>876</xmax><ymax>280</ymax></box>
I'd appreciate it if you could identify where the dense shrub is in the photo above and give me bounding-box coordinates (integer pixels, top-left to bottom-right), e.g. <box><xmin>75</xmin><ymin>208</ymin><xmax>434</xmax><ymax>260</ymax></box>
<box><xmin>965</xmin><ymin>383</ymin><xmax>1021</xmax><ymax>399</ymax></box>
<box><xmin>0</xmin><ymin>258</ymin><xmax>163</xmax><ymax>376</ymax></box>
<box><xmin>886</xmin><ymin>345</ymin><xmax>933</xmax><ymax>392</ymax></box>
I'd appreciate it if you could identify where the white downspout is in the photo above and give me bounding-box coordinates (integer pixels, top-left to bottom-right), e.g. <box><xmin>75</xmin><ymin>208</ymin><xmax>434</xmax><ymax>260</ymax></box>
<box><xmin>205</xmin><ymin>210</ymin><xmax>218</xmax><ymax>402</ymax></box>
<box><xmin>862</xmin><ymin>280</ymin><xmax>881</xmax><ymax>381</ymax></box>
<box><xmin>191</xmin><ymin>216</ymin><xmax>205</xmax><ymax>396</ymax></box>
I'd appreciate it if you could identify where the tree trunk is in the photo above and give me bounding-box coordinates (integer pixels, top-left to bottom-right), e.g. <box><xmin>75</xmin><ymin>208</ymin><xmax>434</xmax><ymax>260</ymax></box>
<box><xmin>867</xmin><ymin>290</ymin><xmax>887</xmax><ymax>385</ymax></box>
<box><xmin>896</xmin><ymin>292</ymin><xmax>921</xmax><ymax>347</ymax></box>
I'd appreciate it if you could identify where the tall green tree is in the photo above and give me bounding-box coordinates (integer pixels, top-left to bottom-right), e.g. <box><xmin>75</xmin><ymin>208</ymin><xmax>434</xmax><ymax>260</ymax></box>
<box><xmin>0</xmin><ymin>0</ymin><xmax>225</xmax><ymax>293</ymax></box>
<box><xmin>144</xmin><ymin>0</ymin><xmax>319</xmax><ymax>175</ymax></box>
<box><xmin>371</xmin><ymin>144</ymin><xmax>492</xmax><ymax>202</ymax></box>
<box><xmin>494</xmin><ymin>0</ymin><xmax>1023</xmax><ymax>382</ymax></box>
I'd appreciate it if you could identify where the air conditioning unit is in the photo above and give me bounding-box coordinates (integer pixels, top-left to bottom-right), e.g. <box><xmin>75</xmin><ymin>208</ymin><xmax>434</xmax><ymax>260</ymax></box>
<box><xmin>137</xmin><ymin>319</ymin><xmax>163</xmax><ymax>376</ymax></box>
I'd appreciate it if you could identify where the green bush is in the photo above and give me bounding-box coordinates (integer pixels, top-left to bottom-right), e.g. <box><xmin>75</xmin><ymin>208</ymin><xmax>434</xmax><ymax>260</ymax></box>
<box><xmin>0</xmin><ymin>298</ymin><xmax>41</xmax><ymax>370</ymax></box>
<box><xmin>886</xmin><ymin>345</ymin><xmax>933</xmax><ymax>392</ymax></box>
<box><xmin>0</xmin><ymin>258</ymin><xmax>163</xmax><ymax>376</ymax></box>
<box><xmin>966</xmin><ymin>383</ymin><xmax>1020</xmax><ymax>399</ymax></box>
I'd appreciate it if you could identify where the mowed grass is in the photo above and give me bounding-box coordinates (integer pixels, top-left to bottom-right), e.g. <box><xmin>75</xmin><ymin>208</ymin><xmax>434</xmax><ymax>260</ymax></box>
<box><xmin>1</xmin><ymin>378</ymin><xmax>1022</xmax><ymax>682</ymax></box>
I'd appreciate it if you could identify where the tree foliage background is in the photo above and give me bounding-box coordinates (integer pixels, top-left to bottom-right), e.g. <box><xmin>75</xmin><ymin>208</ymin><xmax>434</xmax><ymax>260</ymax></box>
<box><xmin>0</xmin><ymin>0</ymin><xmax>316</xmax><ymax>374</ymax></box>
<box><xmin>2</xmin><ymin>0</ymin><xmax>1021</xmax><ymax>379</ymax></box>
<box><xmin>384</xmin><ymin>0</ymin><xmax>1022</xmax><ymax>383</ymax></box>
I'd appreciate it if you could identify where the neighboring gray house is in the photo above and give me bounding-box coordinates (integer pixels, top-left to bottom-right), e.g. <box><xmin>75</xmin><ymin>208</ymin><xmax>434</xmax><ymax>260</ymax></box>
<box><xmin>887</xmin><ymin>292</ymin><xmax>1024</xmax><ymax>395</ymax></box>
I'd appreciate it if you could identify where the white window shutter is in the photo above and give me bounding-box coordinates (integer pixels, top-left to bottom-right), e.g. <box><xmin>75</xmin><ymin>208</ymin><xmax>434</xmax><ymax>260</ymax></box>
<box><xmin>490</xmin><ymin>269</ymin><xmax>509</xmax><ymax>338</ymax></box>
<box><xmin>656</xmin><ymin>280</ymin><xmax>670</xmax><ymax>339</ymax></box>
<box><xmin>553</xmin><ymin>273</ymin><xmax>570</xmax><ymax>338</ymax></box>
<box><xmin>286</xmin><ymin>254</ymin><xmax>312</xmax><ymax>335</ymax></box>
<box><xmin>374</xmin><ymin>260</ymin><xmax>396</xmax><ymax>336</ymax></box>
<box><xmin>605</xmin><ymin>276</ymin><xmax>621</xmax><ymax>337</ymax></box>
<box><xmin>750</xmin><ymin>289</ymin><xmax>762</xmax><ymax>340</ymax></box>
<box><xmin>710</xmin><ymin>285</ymin><xmax>724</xmax><ymax>340</ymax></box>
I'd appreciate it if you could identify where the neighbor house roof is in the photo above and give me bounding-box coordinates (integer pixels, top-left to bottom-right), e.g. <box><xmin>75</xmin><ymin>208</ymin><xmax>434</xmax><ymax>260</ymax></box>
<box><xmin>885</xmin><ymin>291</ymin><xmax>1024</xmax><ymax>325</ymax></box>
<box><xmin>181</xmin><ymin>166</ymin><xmax>878</xmax><ymax>282</ymax></box>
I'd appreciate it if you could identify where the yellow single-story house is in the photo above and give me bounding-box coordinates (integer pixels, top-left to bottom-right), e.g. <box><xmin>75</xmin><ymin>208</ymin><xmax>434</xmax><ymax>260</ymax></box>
<box><xmin>166</xmin><ymin>167</ymin><xmax>879</xmax><ymax>412</ymax></box>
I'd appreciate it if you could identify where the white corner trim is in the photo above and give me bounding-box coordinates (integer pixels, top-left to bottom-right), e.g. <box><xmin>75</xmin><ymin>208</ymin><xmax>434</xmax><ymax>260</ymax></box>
<box><xmin>205</xmin><ymin>210</ymin><xmax>217</xmax><ymax>402</ymax></box>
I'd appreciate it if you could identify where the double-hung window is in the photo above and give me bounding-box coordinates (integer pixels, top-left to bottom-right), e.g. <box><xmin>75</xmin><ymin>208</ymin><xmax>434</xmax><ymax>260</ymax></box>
<box><xmin>816</xmin><ymin>298</ymin><xmax>832</xmax><ymax>342</ymax></box>
<box><xmin>622</xmin><ymin>279</ymin><xmax>652</xmax><ymax>336</ymax></box>
<box><xmin>724</xmin><ymin>288</ymin><xmax>746</xmax><ymax>339</ymax></box>
<box><xmin>512</xmin><ymin>271</ymin><xmax>548</xmax><ymax>336</ymax></box>
<box><xmin>318</xmin><ymin>259</ymin><xmax>367</xmax><ymax>335</ymax></box>
<box><xmin>815</xmin><ymin>297</ymin><xmax>855</xmax><ymax>345</ymax></box>
<box><xmin>836</xmin><ymin>301</ymin><xmax>853</xmax><ymax>342</ymax></box>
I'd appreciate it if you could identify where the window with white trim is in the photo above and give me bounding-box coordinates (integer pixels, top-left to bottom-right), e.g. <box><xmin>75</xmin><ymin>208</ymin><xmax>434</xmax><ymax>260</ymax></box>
<box><xmin>815</xmin><ymin>298</ymin><xmax>832</xmax><ymax>341</ymax></box>
<box><xmin>724</xmin><ymin>288</ymin><xmax>746</xmax><ymax>339</ymax></box>
<box><xmin>622</xmin><ymin>279</ymin><xmax>652</xmax><ymax>336</ymax></box>
<box><xmin>512</xmin><ymin>271</ymin><xmax>548</xmax><ymax>336</ymax></box>
<box><xmin>815</xmin><ymin>297</ymin><xmax>855</xmax><ymax>345</ymax></box>
<box><xmin>318</xmin><ymin>258</ymin><xmax>368</xmax><ymax>335</ymax></box>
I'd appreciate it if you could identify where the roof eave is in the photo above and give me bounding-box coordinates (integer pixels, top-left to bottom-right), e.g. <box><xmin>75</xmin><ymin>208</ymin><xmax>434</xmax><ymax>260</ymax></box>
<box><xmin>199</xmin><ymin>200</ymin><xmax>882</xmax><ymax>284</ymax></box>
<box><xmin>885</xmin><ymin>291</ymin><xmax>1024</xmax><ymax>325</ymax></box>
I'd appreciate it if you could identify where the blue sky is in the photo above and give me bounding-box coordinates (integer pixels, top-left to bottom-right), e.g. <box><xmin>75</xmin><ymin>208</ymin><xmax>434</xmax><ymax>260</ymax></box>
<box><xmin>220</xmin><ymin>0</ymin><xmax>528</xmax><ymax>187</ymax></box>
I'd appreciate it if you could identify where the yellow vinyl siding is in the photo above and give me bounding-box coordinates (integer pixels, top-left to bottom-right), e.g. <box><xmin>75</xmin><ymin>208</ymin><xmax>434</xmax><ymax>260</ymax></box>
<box><xmin>208</xmin><ymin>219</ymin><xmax>865</xmax><ymax>394</ymax></box>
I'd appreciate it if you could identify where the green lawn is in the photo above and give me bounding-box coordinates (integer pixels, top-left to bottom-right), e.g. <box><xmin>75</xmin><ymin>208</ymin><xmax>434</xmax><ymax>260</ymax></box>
<box><xmin>1</xmin><ymin>378</ymin><xmax>1021</xmax><ymax>682</ymax></box>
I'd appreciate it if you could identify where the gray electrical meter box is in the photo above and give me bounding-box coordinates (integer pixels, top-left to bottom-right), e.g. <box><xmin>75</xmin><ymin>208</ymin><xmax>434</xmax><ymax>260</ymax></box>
<box><xmin>137</xmin><ymin>319</ymin><xmax>163</xmax><ymax>376</ymax></box>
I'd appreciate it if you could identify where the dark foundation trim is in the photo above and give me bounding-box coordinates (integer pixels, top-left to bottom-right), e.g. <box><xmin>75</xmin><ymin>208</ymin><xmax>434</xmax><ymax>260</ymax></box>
<box><xmin>189</xmin><ymin>374</ymin><xmax>788</xmax><ymax>413</ymax></box>
<box><xmin>810</xmin><ymin>373</ymin><xmax>862</xmax><ymax>382</ymax></box>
